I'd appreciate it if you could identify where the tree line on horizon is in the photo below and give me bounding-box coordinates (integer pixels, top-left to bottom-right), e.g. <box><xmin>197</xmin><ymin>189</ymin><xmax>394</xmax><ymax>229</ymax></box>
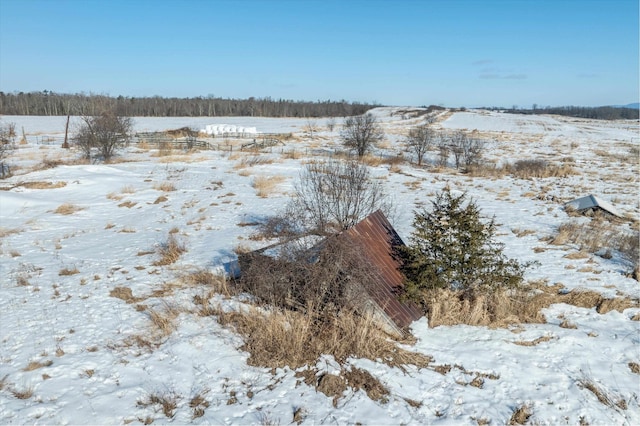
<box><xmin>483</xmin><ymin>104</ymin><xmax>639</xmax><ymax>120</ymax></box>
<box><xmin>0</xmin><ymin>91</ymin><xmax>380</xmax><ymax>118</ymax></box>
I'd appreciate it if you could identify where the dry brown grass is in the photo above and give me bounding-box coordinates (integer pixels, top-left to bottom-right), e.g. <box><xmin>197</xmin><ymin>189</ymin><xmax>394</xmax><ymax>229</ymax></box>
<box><xmin>423</xmin><ymin>283</ymin><xmax>637</xmax><ymax>328</ymax></box>
<box><xmin>148</xmin><ymin>305</ymin><xmax>180</xmax><ymax>337</ymax></box>
<box><xmin>118</xmin><ymin>200</ymin><xmax>137</xmax><ymax>208</ymax></box>
<box><xmin>465</xmin><ymin>163</ymin><xmax>509</xmax><ymax>178</ymax></box>
<box><xmin>509</xmin><ymin>404</ymin><xmax>532</xmax><ymax>425</ymax></box>
<box><xmin>53</xmin><ymin>203</ymin><xmax>84</xmax><ymax>215</ymax></box>
<box><xmin>153</xmin><ymin>181</ymin><xmax>176</xmax><ymax>192</ymax></box>
<box><xmin>10</xmin><ymin>386</ymin><xmax>34</xmax><ymax>400</ymax></box>
<box><xmin>424</xmin><ymin>288</ymin><xmax>545</xmax><ymax>328</ymax></box>
<box><xmin>578</xmin><ymin>378</ymin><xmax>627</xmax><ymax>410</ymax></box>
<box><xmin>106</xmin><ymin>191</ymin><xmax>124</xmax><ymax>201</ymax></box>
<box><xmin>138</xmin><ymin>390</ymin><xmax>180</xmax><ymax>419</ymax></box>
<box><xmin>0</xmin><ymin>227</ymin><xmax>21</xmax><ymax>238</ymax></box>
<box><xmin>109</xmin><ymin>286</ymin><xmax>142</xmax><ymax>303</ymax></box>
<box><xmin>153</xmin><ymin>234</ymin><xmax>187</xmax><ymax>266</ymax></box>
<box><xmin>628</xmin><ymin>362</ymin><xmax>640</xmax><ymax>374</ymax></box>
<box><xmin>510</xmin><ymin>159</ymin><xmax>577</xmax><ymax>179</ymax></box>
<box><xmin>512</xmin><ymin>335</ymin><xmax>554</xmax><ymax>346</ymax></box>
<box><xmin>17</xmin><ymin>181</ymin><xmax>67</xmax><ymax>190</ymax></box>
<box><xmin>189</xmin><ymin>390</ymin><xmax>210</xmax><ymax>419</ymax></box>
<box><xmin>181</xmin><ymin>269</ymin><xmax>231</xmax><ymax>296</ymax></box>
<box><xmin>209</xmin><ymin>304</ymin><xmax>431</xmax><ymax>371</ymax></box>
<box><xmin>120</xmin><ymin>185</ymin><xmax>135</xmax><ymax>194</ymax></box>
<box><xmin>23</xmin><ymin>359</ymin><xmax>53</xmax><ymax>371</ymax></box>
<box><xmin>58</xmin><ymin>266</ymin><xmax>80</xmax><ymax>276</ymax></box>
<box><xmin>252</xmin><ymin>175</ymin><xmax>285</xmax><ymax>197</ymax></box>
<box><xmin>550</xmin><ymin>219</ymin><xmax>639</xmax><ymax>276</ymax></box>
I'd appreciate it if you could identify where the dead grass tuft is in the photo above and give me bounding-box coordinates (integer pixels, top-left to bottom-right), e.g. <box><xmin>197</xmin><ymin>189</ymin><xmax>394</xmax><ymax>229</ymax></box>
<box><xmin>513</xmin><ymin>335</ymin><xmax>554</xmax><ymax>346</ymax></box>
<box><xmin>578</xmin><ymin>378</ymin><xmax>627</xmax><ymax>410</ymax></box>
<box><xmin>153</xmin><ymin>181</ymin><xmax>176</xmax><ymax>192</ymax></box>
<box><xmin>138</xmin><ymin>390</ymin><xmax>180</xmax><ymax>419</ymax></box>
<box><xmin>54</xmin><ymin>203</ymin><xmax>84</xmax><ymax>215</ymax></box>
<box><xmin>18</xmin><ymin>181</ymin><xmax>67</xmax><ymax>190</ymax></box>
<box><xmin>628</xmin><ymin>362</ymin><xmax>640</xmax><ymax>374</ymax></box>
<box><xmin>23</xmin><ymin>359</ymin><xmax>53</xmax><ymax>371</ymax></box>
<box><xmin>118</xmin><ymin>200</ymin><xmax>137</xmax><ymax>208</ymax></box>
<box><xmin>109</xmin><ymin>286</ymin><xmax>142</xmax><ymax>303</ymax></box>
<box><xmin>10</xmin><ymin>386</ymin><xmax>34</xmax><ymax>400</ymax></box>
<box><xmin>189</xmin><ymin>390</ymin><xmax>210</xmax><ymax>419</ymax></box>
<box><xmin>0</xmin><ymin>227</ymin><xmax>22</xmax><ymax>238</ymax></box>
<box><xmin>181</xmin><ymin>269</ymin><xmax>231</xmax><ymax>296</ymax></box>
<box><xmin>509</xmin><ymin>404</ymin><xmax>532</xmax><ymax>425</ymax></box>
<box><xmin>252</xmin><ymin>175</ymin><xmax>285</xmax><ymax>198</ymax></box>
<box><xmin>148</xmin><ymin>305</ymin><xmax>180</xmax><ymax>337</ymax></box>
<box><xmin>59</xmin><ymin>266</ymin><xmax>80</xmax><ymax>276</ymax></box>
<box><xmin>153</xmin><ymin>234</ymin><xmax>186</xmax><ymax>266</ymax></box>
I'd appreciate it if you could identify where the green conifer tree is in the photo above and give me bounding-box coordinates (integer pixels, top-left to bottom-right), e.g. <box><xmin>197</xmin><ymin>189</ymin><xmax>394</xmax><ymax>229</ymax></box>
<box><xmin>401</xmin><ymin>188</ymin><xmax>526</xmax><ymax>302</ymax></box>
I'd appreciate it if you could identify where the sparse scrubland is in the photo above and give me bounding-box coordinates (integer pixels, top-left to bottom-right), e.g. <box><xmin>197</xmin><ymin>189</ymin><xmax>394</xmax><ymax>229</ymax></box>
<box><xmin>0</xmin><ymin>108</ymin><xmax>638</xmax><ymax>425</ymax></box>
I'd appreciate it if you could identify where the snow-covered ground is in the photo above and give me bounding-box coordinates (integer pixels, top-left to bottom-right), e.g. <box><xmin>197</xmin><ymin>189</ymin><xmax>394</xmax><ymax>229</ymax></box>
<box><xmin>0</xmin><ymin>108</ymin><xmax>638</xmax><ymax>424</ymax></box>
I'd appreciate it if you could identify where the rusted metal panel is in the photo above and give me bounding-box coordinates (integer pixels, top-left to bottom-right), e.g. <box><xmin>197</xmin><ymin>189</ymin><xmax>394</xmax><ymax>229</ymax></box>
<box><xmin>341</xmin><ymin>210</ymin><xmax>423</xmax><ymax>329</ymax></box>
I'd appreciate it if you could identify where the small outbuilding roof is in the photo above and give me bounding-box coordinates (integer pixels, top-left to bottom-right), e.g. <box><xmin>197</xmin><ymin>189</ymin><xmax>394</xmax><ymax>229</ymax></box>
<box><xmin>339</xmin><ymin>210</ymin><xmax>423</xmax><ymax>329</ymax></box>
<box><xmin>565</xmin><ymin>194</ymin><xmax>622</xmax><ymax>218</ymax></box>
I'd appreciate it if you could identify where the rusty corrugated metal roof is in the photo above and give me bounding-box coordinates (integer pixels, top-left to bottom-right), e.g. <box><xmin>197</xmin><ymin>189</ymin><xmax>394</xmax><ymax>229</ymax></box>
<box><xmin>340</xmin><ymin>210</ymin><xmax>423</xmax><ymax>329</ymax></box>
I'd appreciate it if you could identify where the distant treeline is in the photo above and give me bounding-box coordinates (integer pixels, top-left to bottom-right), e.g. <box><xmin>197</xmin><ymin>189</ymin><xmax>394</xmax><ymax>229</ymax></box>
<box><xmin>485</xmin><ymin>105</ymin><xmax>639</xmax><ymax>120</ymax></box>
<box><xmin>0</xmin><ymin>91</ymin><xmax>380</xmax><ymax>117</ymax></box>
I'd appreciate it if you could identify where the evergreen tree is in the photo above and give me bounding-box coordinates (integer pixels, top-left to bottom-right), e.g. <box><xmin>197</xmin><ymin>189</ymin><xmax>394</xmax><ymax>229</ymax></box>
<box><xmin>401</xmin><ymin>188</ymin><xmax>526</xmax><ymax>302</ymax></box>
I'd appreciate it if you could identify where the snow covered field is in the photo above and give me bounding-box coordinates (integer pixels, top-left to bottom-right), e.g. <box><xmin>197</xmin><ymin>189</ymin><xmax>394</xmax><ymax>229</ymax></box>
<box><xmin>0</xmin><ymin>108</ymin><xmax>638</xmax><ymax>425</ymax></box>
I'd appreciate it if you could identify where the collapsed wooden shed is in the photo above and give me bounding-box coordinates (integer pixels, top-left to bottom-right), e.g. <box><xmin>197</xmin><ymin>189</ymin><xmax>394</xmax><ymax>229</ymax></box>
<box><xmin>336</xmin><ymin>210</ymin><xmax>423</xmax><ymax>336</ymax></box>
<box><xmin>234</xmin><ymin>210</ymin><xmax>423</xmax><ymax>337</ymax></box>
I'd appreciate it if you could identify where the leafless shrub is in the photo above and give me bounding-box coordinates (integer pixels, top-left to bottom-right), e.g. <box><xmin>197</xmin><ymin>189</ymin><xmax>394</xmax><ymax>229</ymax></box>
<box><xmin>0</xmin><ymin>121</ymin><xmax>16</xmax><ymax>178</ymax></box>
<box><xmin>326</xmin><ymin>117</ymin><xmax>336</xmax><ymax>132</ymax></box>
<box><xmin>405</xmin><ymin>124</ymin><xmax>436</xmax><ymax>166</ymax></box>
<box><xmin>340</xmin><ymin>113</ymin><xmax>384</xmax><ymax>157</ymax></box>
<box><xmin>287</xmin><ymin>160</ymin><xmax>393</xmax><ymax>235</ymax></box>
<box><xmin>73</xmin><ymin>111</ymin><xmax>133</xmax><ymax>161</ymax></box>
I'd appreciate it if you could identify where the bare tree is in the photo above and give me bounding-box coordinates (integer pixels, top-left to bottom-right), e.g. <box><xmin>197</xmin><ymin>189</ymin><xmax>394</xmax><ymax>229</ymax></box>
<box><xmin>449</xmin><ymin>130</ymin><xmax>466</xmax><ymax>169</ymax></box>
<box><xmin>288</xmin><ymin>160</ymin><xmax>393</xmax><ymax>235</ymax></box>
<box><xmin>436</xmin><ymin>134</ymin><xmax>449</xmax><ymax>167</ymax></box>
<box><xmin>304</xmin><ymin>119</ymin><xmax>319</xmax><ymax>139</ymax></box>
<box><xmin>74</xmin><ymin>111</ymin><xmax>133</xmax><ymax>161</ymax></box>
<box><xmin>405</xmin><ymin>124</ymin><xmax>436</xmax><ymax>166</ymax></box>
<box><xmin>340</xmin><ymin>113</ymin><xmax>384</xmax><ymax>157</ymax></box>
<box><xmin>446</xmin><ymin>130</ymin><xmax>485</xmax><ymax>169</ymax></box>
<box><xmin>0</xmin><ymin>121</ymin><xmax>16</xmax><ymax>178</ymax></box>
<box><xmin>326</xmin><ymin>117</ymin><xmax>336</xmax><ymax>132</ymax></box>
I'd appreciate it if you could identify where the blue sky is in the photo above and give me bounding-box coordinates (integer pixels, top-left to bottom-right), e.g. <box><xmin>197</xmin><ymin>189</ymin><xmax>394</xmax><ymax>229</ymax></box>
<box><xmin>0</xmin><ymin>0</ymin><xmax>637</xmax><ymax>107</ymax></box>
